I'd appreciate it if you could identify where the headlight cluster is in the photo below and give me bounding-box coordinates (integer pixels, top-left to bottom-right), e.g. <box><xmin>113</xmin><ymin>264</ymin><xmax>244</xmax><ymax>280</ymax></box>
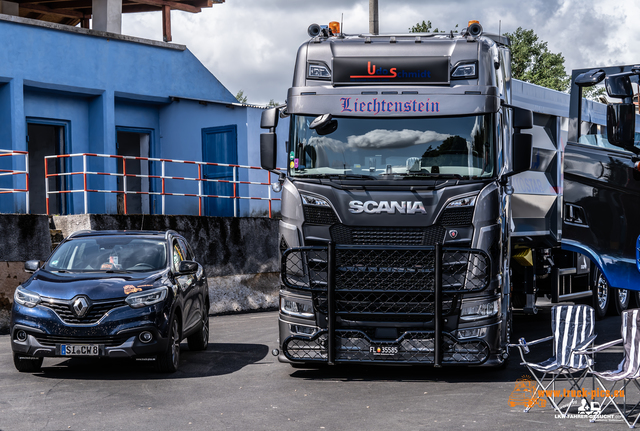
<box><xmin>460</xmin><ymin>299</ymin><xmax>499</xmax><ymax>322</ymax></box>
<box><xmin>280</xmin><ymin>297</ymin><xmax>314</xmax><ymax>318</ymax></box>
<box><xmin>457</xmin><ymin>327</ymin><xmax>488</xmax><ymax>339</ymax></box>
<box><xmin>125</xmin><ymin>286</ymin><xmax>168</xmax><ymax>309</ymax></box>
<box><xmin>300</xmin><ymin>193</ymin><xmax>331</xmax><ymax>207</ymax></box>
<box><xmin>446</xmin><ymin>195</ymin><xmax>477</xmax><ymax>209</ymax></box>
<box><xmin>14</xmin><ymin>285</ymin><xmax>41</xmax><ymax>308</ymax></box>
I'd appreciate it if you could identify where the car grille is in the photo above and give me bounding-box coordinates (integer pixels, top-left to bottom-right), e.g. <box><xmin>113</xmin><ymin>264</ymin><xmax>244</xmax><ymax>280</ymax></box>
<box><xmin>40</xmin><ymin>298</ymin><xmax>128</xmax><ymax>325</ymax></box>
<box><xmin>330</xmin><ymin>225</ymin><xmax>446</xmax><ymax>246</ymax></box>
<box><xmin>32</xmin><ymin>333</ymin><xmax>133</xmax><ymax>347</ymax></box>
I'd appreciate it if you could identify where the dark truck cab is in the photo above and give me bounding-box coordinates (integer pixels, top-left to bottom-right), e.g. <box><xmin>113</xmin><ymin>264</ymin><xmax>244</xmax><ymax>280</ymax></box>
<box><xmin>260</xmin><ymin>22</ymin><xmax>640</xmax><ymax>367</ymax></box>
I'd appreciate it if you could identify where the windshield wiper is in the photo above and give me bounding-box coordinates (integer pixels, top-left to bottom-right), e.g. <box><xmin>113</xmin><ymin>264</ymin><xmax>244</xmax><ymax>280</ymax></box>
<box><xmin>303</xmin><ymin>173</ymin><xmax>376</xmax><ymax>180</ymax></box>
<box><xmin>399</xmin><ymin>172</ymin><xmax>464</xmax><ymax>179</ymax></box>
<box><xmin>105</xmin><ymin>270</ymin><xmax>132</xmax><ymax>274</ymax></box>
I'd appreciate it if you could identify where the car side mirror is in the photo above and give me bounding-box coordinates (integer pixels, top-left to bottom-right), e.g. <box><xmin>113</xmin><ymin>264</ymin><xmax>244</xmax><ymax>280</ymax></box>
<box><xmin>177</xmin><ymin>260</ymin><xmax>198</xmax><ymax>275</ymax></box>
<box><xmin>606</xmin><ymin>103</ymin><xmax>637</xmax><ymax>152</ymax></box>
<box><xmin>24</xmin><ymin>260</ymin><xmax>40</xmax><ymax>273</ymax></box>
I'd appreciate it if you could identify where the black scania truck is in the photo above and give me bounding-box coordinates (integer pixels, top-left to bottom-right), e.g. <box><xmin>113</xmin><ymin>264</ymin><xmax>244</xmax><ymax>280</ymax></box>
<box><xmin>260</xmin><ymin>21</ymin><xmax>640</xmax><ymax>367</ymax></box>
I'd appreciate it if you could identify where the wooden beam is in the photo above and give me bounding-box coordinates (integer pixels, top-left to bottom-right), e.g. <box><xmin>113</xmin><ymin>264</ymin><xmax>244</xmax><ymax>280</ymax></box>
<box><xmin>20</xmin><ymin>3</ymin><xmax>84</xmax><ymax>18</ymax></box>
<box><xmin>44</xmin><ymin>1</ymin><xmax>93</xmax><ymax>10</ymax></box>
<box><xmin>162</xmin><ymin>4</ymin><xmax>171</xmax><ymax>42</ymax></box>
<box><xmin>122</xmin><ymin>4</ymin><xmax>161</xmax><ymax>12</ymax></box>
<box><xmin>134</xmin><ymin>0</ymin><xmax>199</xmax><ymax>13</ymax></box>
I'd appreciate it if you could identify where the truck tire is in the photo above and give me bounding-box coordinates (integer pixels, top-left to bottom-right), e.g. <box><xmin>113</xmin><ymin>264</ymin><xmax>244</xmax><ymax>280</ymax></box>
<box><xmin>612</xmin><ymin>288</ymin><xmax>631</xmax><ymax>316</ymax></box>
<box><xmin>592</xmin><ymin>268</ymin><xmax>610</xmax><ymax>320</ymax></box>
<box><xmin>13</xmin><ymin>353</ymin><xmax>43</xmax><ymax>372</ymax></box>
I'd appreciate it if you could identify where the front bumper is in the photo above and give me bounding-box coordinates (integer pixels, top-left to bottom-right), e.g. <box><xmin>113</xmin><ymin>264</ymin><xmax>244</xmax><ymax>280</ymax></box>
<box><xmin>11</xmin><ymin>324</ymin><xmax>170</xmax><ymax>359</ymax></box>
<box><xmin>10</xmin><ymin>300</ymin><xmax>171</xmax><ymax>359</ymax></box>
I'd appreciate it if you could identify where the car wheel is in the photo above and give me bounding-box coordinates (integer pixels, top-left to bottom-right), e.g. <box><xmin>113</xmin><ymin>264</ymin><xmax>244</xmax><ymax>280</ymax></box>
<box><xmin>613</xmin><ymin>288</ymin><xmax>631</xmax><ymax>315</ymax></box>
<box><xmin>592</xmin><ymin>268</ymin><xmax>610</xmax><ymax>320</ymax></box>
<box><xmin>157</xmin><ymin>316</ymin><xmax>180</xmax><ymax>373</ymax></box>
<box><xmin>13</xmin><ymin>353</ymin><xmax>43</xmax><ymax>373</ymax></box>
<box><xmin>187</xmin><ymin>309</ymin><xmax>209</xmax><ymax>351</ymax></box>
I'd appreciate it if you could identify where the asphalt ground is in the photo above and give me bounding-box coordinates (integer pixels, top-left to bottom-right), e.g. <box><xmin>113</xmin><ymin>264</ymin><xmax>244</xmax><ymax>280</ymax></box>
<box><xmin>0</xmin><ymin>308</ymin><xmax>634</xmax><ymax>431</ymax></box>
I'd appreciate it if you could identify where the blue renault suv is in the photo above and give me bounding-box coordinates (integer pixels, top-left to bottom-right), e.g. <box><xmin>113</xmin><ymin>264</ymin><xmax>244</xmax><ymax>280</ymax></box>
<box><xmin>10</xmin><ymin>230</ymin><xmax>209</xmax><ymax>373</ymax></box>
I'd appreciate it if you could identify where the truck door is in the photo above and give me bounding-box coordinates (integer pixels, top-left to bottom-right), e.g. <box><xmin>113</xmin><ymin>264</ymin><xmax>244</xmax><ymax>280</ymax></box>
<box><xmin>562</xmin><ymin>135</ymin><xmax>640</xmax><ymax>289</ymax></box>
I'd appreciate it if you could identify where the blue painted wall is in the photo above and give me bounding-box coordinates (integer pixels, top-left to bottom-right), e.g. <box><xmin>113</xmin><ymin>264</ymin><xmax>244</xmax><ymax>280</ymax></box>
<box><xmin>0</xmin><ymin>16</ymin><xmax>284</xmax><ymax>216</ymax></box>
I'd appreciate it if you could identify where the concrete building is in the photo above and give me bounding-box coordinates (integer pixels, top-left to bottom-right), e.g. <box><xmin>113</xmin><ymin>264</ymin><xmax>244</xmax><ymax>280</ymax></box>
<box><xmin>0</xmin><ymin>10</ymin><xmax>287</xmax><ymax>218</ymax></box>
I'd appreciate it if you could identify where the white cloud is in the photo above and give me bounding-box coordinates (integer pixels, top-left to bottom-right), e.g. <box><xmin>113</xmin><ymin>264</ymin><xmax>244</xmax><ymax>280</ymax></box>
<box><xmin>121</xmin><ymin>0</ymin><xmax>640</xmax><ymax>105</ymax></box>
<box><xmin>347</xmin><ymin>129</ymin><xmax>451</xmax><ymax>149</ymax></box>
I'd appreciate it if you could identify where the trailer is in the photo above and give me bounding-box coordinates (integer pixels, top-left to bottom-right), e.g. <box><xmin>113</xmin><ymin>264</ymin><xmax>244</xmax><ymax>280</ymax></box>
<box><xmin>259</xmin><ymin>21</ymin><xmax>640</xmax><ymax>367</ymax></box>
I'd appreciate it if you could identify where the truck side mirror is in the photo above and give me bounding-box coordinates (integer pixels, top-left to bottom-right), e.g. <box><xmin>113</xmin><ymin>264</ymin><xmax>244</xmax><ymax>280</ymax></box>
<box><xmin>512</xmin><ymin>133</ymin><xmax>532</xmax><ymax>174</ymax></box>
<box><xmin>260</xmin><ymin>107</ymin><xmax>279</xmax><ymax>129</ymax></box>
<box><xmin>606</xmin><ymin>103</ymin><xmax>636</xmax><ymax>150</ymax></box>
<box><xmin>513</xmin><ymin>108</ymin><xmax>533</xmax><ymax>130</ymax></box>
<box><xmin>260</xmin><ymin>133</ymin><xmax>277</xmax><ymax>171</ymax></box>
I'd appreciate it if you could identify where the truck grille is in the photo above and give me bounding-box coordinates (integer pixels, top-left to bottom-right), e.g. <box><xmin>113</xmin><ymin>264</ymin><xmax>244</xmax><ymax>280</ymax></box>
<box><xmin>303</xmin><ymin>206</ymin><xmax>340</xmax><ymax>225</ymax></box>
<box><xmin>283</xmin><ymin>329</ymin><xmax>489</xmax><ymax>364</ymax></box>
<box><xmin>40</xmin><ymin>298</ymin><xmax>127</xmax><ymax>325</ymax></box>
<box><xmin>439</xmin><ymin>207</ymin><xmax>474</xmax><ymax>226</ymax></box>
<box><xmin>282</xmin><ymin>245</ymin><xmax>491</xmax><ymax>320</ymax></box>
<box><xmin>330</xmin><ymin>225</ymin><xmax>445</xmax><ymax>246</ymax></box>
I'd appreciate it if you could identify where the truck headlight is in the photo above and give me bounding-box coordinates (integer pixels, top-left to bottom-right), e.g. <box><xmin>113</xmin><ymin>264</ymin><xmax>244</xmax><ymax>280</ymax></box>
<box><xmin>460</xmin><ymin>299</ymin><xmax>499</xmax><ymax>321</ymax></box>
<box><xmin>281</xmin><ymin>297</ymin><xmax>314</xmax><ymax>318</ymax></box>
<box><xmin>457</xmin><ymin>327</ymin><xmax>488</xmax><ymax>339</ymax></box>
<box><xmin>14</xmin><ymin>285</ymin><xmax>41</xmax><ymax>308</ymax></box>
<box><xmin>125</xmin><ymin>286</ymin><xmax>168</xmax><ymax>309</ymax></box>
<box><xmin>300</xmin><ymin>193</ymin><xmax>331</xmax><ymax>207</ymax></box>
<box><xmin>446</xmin><ymin>195</ymin><xmax>477</xmax><ymax>208</ymax></box>
<box><xmin>308</xmin><ymin>63</ymin><xmax>331</xmax><ymax>80</ymax></box>
<box><xmin>451</xmin><ymin>62</ymin><xmax>477</xmax><ymax>79</ymax></box>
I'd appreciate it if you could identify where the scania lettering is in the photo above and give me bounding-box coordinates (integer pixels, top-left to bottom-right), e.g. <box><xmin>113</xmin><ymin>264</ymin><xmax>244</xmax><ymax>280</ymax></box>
<box><xmin>348</xmin><ymin>201</ymin><xmax>427</xmax><ymax>214</ymax></box>
<box><xmin>260</xmin><ymin>21</ymin><xmax>640</xmax><ymax>367</ymax></box>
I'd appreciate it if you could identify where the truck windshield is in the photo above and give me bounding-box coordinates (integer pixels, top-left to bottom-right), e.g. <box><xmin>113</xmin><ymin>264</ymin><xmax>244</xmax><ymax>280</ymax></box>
<box><xmin>290</xmin><ymin>114</ymin><xmax>495</xmax><ymax>179</ymax></box>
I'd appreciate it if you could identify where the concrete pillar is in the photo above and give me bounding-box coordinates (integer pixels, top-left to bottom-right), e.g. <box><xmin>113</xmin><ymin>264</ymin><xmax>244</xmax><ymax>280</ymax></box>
<box><xmin>92</xmin><ymin>0</ymin><xmax>122</xmax><ymax>34</ymax></box>
<box><xmin>0</xmin><ymin>1</ymin><xmax>19</xmax><ymax>16</ymax></box>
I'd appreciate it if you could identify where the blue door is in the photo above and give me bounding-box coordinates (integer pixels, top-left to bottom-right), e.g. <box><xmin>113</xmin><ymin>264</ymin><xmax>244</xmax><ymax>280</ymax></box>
<box><xmin>202</xmin><ymin>125</ymin><xmax>238</xmax><ymax>217</ymax></box>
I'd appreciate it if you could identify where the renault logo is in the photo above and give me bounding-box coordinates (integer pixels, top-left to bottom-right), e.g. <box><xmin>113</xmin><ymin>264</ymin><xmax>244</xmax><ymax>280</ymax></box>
<box><xmin>71</xmin><ymin>296</ymin><xmax>90</xmax><ymax>318</ymax></box>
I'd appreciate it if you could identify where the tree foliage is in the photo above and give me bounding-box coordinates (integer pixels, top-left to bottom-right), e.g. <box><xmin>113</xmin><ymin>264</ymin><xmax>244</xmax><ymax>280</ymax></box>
<box><xmin>409</xmin><ymin>20</ymin><xmax>457</xmax><ymax>33</ymax></box>
<box><xmin>235</xmin><ymin>90</ymin><xmax>248</xmax><ymax>104</ymax></box>
<box><xmin>504</xmin><ymin>27</ymin><xmax>569</xmax><ymax>92</ymax></box>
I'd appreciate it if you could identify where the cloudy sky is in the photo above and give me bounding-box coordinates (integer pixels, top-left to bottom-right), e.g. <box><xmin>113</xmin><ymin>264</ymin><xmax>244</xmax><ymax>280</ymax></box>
<box><xmin>121</xmin><ymin>0</ymin><xmax>639</xmax><ymax>105</ymax></box>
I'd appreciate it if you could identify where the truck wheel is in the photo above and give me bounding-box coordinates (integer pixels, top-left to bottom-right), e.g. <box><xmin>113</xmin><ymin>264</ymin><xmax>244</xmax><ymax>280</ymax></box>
<box><xmin>187</xmin><ymin>309</ymin><xmax>209</xmax><ymax>351</ymax></box>
<box><xmin>13</xmin><ymin>353</ymin><xmax>43</xmax><ymax>372</ymax></box>
<box><xmin>157</xmin><ymin>317</ymin><xmax>181</xmax><ymax>373</ymax></box>
<box><xmin>592</xmin><ymin>268</ymin><xmax>610</xmax><ymax>320</ymax></box>
<box><xmin>612</xmin><ymin>288</ymin><xmax>630</xmax><ymax>316</ymax></box>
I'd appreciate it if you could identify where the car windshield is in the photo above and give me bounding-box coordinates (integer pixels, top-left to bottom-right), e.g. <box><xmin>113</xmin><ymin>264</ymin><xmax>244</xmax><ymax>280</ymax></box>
<box><xmin>289</xmin><ymin>114</ymin><xmax>495</xmax><ymax>180</ymax></box>
<box><xmin>45</xmin><ymin>237</ymin><xmax>167</xmax><ymax>273</ymax></box>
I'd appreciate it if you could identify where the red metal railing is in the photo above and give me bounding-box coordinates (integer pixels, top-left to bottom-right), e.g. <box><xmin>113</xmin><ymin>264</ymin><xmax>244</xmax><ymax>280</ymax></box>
<box><xmin>44</xmin><ymin>153</ymin><xmax>281</xmax><ymax>217</ymax></box>
<box><xmin>0</xmin><ymin>150</ymin><xmax>29</xmax><ymax>213</ymax></box>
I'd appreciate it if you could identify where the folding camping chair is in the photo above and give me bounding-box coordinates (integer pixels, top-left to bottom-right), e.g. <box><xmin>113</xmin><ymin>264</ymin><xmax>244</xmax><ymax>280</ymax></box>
<box><xmin>578</xmin><ymin>308</ymin><xmax>640</xmax><ymax>428</ymax></box>
<box><xmin>510</xmin><ymin>304</ymin><xmax>596</xmax><ymax>417</ymax></box>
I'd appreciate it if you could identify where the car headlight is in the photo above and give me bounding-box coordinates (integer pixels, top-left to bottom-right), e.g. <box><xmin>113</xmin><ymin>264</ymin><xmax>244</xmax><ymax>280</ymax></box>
<box><xmin>280</xmin><ymin>297</ymin><xmax>314</xmax><ymax>318</ymax></box>
<box><xmin>14</xmin><ymin>285</ymin><xmax>41</xmax><ymax>308</ymax></box>
<box><xmin>125</xmin><ymin>286</ymin><xmax>168</xmax><ymax>309</ymax></box>
<box><xmin>460</xmin><ymin>299</ymin><xmax>500</xmax><ymax>322</ymax></box>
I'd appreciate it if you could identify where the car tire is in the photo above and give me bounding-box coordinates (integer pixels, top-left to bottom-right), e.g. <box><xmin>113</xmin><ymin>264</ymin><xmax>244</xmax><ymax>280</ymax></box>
<box><xmin>592</xmin><ymin>268</ymin><xmax>610</xmax><ymax>320</ymax></box>
<box><xmin>187</xmin><ymin>309</ymin><xmax>209</xmax><ymax>351</ymax></box>
<box><xmin>13</xmin><ymin>353</ymin><xmax>43</xmax><ymax>373</ymax></box>
<box><xmin>612</xmin><ymin>288</ymin><xmax>631</xmax><ymax>316</ymax></box>
<box><xmin>157</xmin><ymin>316</ymin><xmax>180</xmax><ymax>373</ymax></box>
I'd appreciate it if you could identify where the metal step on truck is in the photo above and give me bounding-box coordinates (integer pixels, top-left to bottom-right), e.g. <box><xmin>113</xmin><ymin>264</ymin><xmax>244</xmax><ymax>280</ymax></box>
<box><xmin>259</xmin><ymin>20</ymin><xmax>640</xmax><ymax>367</ymax></box>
